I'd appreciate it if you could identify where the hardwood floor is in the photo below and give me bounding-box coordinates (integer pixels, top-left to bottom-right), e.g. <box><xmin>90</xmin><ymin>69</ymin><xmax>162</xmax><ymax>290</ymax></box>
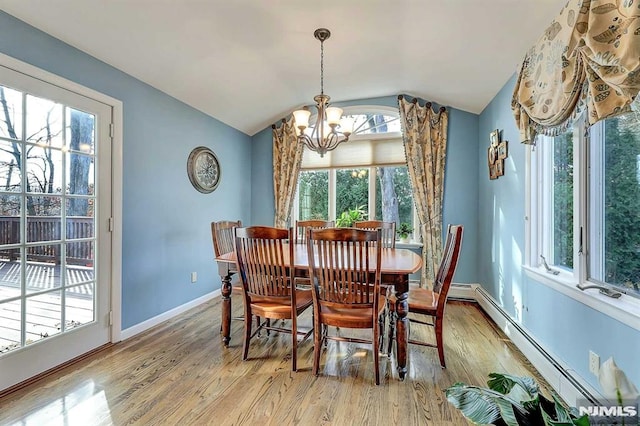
<box><xmin>0</xmin><ymin>297</ymin><xmax>552</xmax><ymax>425</ymax></box>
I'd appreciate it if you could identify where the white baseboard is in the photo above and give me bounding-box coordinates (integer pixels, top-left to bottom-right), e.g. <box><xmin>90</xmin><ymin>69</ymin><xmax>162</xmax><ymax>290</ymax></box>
<box><xmin>120</xmin><ymin>289</ymin><xmax>221</xmax><ymax>341</ymax></box>
<box><xmin>473</xmin><ymin>286</ymin><xmax>604</xmax><ymax>406</ymax></box>
<box><xmin>448</xmin><ymin>283</ymin><xmax>478</xmax><ymax>301</ymax></box>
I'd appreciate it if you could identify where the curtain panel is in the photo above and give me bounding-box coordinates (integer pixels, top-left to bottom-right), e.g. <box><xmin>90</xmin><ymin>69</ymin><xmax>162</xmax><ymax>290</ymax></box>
<box><xmin>512</xmin><ymin>0</ymin><xmax>640</xmax><ymax>144</ymax></box>
<box><xmin>272</xmin><ymin>118</ymin><xmax>303</xmax><ymax>228</ymax></box>
<box><xmin>398</xmin><ymin>96</ymin><xmax>448</xmax><ymax>287</ymax></box>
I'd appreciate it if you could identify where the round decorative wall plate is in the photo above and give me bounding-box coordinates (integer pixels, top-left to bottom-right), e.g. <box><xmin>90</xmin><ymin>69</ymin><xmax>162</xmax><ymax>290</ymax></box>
<box><xmin>187</xmin><ymin>146</ymin><xmax>221</xmax><ymax>193</ymax></box>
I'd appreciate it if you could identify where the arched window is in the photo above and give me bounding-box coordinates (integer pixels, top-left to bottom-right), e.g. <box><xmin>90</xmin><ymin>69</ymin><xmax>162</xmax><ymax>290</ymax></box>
<box><xmin>294</xmin><ymin>106</ymin><xmax>417</xmax><ymax>241</ymax></box>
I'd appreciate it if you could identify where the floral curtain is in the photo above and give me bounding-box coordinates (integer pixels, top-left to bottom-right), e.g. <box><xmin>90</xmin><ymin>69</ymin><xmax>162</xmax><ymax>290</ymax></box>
<box><xmin>272</xmin><ymin>118</ymin><xmax>303</xmax><ymax>228</ymax></box>
<box><xmin>398</xmin><ymin>96</ymin><xmax>449</xmax><ymax>287</ymax></box>
<box><xmin>512</xmin><ymin>0</ymin><xmax>640</xmax><ymax>144</ymax></box>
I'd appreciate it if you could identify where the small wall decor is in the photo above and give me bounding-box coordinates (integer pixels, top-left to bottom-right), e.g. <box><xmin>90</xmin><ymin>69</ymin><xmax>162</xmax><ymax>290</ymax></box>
<box><xmin>488</xmin><ymin>129</ymin><xmax>508</xmax><ymax>180</ymax></box>
<box><xmin>187</xmin><ymin>146</ymin><xmax>221</xmax><ymax>193</ymax></box>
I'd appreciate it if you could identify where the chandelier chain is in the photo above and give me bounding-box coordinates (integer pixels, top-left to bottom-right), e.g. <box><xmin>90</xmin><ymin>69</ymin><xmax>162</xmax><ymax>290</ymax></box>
<box><xmin>320</xmin><ymin>39</ymin><xmax>324</xmax><ymax>96</ymax></box>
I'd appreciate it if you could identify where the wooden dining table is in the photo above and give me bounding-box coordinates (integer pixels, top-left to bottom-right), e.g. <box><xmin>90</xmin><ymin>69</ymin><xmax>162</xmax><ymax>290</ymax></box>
<box><xmin>215</xmin><ymin>243</ymin><xmax>422</xmax><ymax>380</ymax></box>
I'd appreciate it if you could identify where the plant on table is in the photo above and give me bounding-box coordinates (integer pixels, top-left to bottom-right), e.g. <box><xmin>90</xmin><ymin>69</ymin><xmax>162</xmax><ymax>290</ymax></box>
<box><xmin>335</xmin><ymin>205</ymin><xmax>367</xmax><ymax>227</ymax></box>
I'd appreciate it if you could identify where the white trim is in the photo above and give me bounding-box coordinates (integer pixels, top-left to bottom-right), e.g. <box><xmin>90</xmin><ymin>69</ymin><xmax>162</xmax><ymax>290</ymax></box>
<box><xmin>474</xmin><ymin>286</ymin><xmax>605</xmax><ymax>406</ymax></box>
<box><xmin>120</xmin><ymin>290</ymin><xmax>220</xmax><ymax>340</ymax></box>
<box><xmin>0</xmin><ymin>52</ymin><xmax>121</xmax><ymax>108</ymax></box>
<box><xmin>448</xmin><ymin>283</ymin><xmax>478</xmax><ymax>300</ymax></box>
<box><xmin>396</xmin><ymin>241</ymin><xmax>423</xmax><ymax>249</ymax></box>
<box><xmin>524</xmin><ymin>266</ymin><xmax>640</xmax><ymax>331</ymax></box>
<box><xmin>110</xmin><ymin>102</ymin><xmax>123</xmax><ymax>342</ymax></box>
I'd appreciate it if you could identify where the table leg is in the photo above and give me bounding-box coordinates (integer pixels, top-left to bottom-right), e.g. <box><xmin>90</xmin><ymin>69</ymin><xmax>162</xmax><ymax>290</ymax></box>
<box><xmin>394</xmin><ymin>290</ymin><xmax>409</xmax><ymax>380</ymax></box>
<box><xmin>221</xmin><ymin>273</ymin><xmax>232</xmax><ymax>347</ymax></box>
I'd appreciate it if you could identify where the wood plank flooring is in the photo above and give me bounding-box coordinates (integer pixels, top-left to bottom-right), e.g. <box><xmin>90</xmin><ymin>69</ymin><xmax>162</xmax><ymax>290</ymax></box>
<box><xmin>0</xmin><ymin>297</ymin><xmax>553</xmax><ymax>425</ymax></box>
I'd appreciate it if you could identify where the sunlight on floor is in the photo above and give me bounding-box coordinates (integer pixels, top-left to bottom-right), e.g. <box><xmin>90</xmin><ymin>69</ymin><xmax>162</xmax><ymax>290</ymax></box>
<box><xmin>16</xmin><ymin>380</ymin><xmax>113</xmax><ymax>426</ymax></box>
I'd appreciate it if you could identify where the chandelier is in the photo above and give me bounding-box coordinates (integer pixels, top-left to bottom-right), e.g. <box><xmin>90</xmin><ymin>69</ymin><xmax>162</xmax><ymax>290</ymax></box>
<box><xmin>293</xmin><ymin>28</ymin><xmax>354</xmax><ymax>157</ymax></box>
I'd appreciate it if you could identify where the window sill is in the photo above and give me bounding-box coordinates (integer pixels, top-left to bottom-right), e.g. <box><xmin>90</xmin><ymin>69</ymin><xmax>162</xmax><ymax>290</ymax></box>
<box><xmin>396</xmin><ymin>241</ymin><xmax>423</xmax><ymax>249</ymax></box>
<box><xmin>523</xmin><ymin>265</ymin><xmax>640</xmax><ymax>332</ymax></box>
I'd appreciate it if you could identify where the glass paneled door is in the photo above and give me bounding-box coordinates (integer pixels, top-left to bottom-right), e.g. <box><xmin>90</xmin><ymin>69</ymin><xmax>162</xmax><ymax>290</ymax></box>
<box><xmin>0</xmin><ymin>63</ymin><xmax>112</xmax><ymax>391</ymax></box>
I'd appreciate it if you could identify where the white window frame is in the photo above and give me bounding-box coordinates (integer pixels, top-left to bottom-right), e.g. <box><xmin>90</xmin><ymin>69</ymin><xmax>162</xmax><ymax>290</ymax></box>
<box><xmin>293</xmin><ymin>165</ymin><xmax>420</xmax><ymax>241</ymax></box>
<box><xmin>525</xmin><ymin>116</ymin><xmax>640</xmax><ymax>331</ymax></box>
<box><xmin>292</xmin><ymin>105</ymin><xmax>419</xmax><ymax>243</ymax></box>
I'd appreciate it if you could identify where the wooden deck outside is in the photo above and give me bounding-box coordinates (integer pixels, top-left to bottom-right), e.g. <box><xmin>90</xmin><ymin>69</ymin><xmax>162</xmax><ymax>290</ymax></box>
<box><xmin>0</xmin><ymin>260</ymin><xmax>94</xmax><ymax>353</ymax></box>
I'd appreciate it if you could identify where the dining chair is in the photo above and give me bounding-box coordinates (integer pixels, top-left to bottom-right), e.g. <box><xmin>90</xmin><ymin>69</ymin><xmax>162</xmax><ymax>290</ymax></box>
<box><xmin>354</xmin><ymin>220</ymin><xmax>396</xmax><ymax>248</ymax></box>
<box><xmin>212</xmin><ymin>220</ymin><xmax>241</xmax><ymax>259</ymax></box>
<box><xmin>306</xmin><ymin>227</ymin><xmax>384</xmax><ymax>385</ymax></box>
<box><xmin>389</xmin><ymin>224</ymin><xmax>463</xmax><ymax>368</ymax></box>
<box><xmin>211</xmin><ymin>220</ymin><xmax>249</xmax><ymax>326</ymax></box>
<box><xmin>294</xmin><ymin>220</ymin><xmax>334</xmax><ymax>244</ymax></box>
<box><xmin>234</xmin><ymin>226</ymin><xmax>313</xmax><ymax>371</ymax></box>
<box><xmin>354</xmin><ymin>220</ymin><xmax>396</xmax><ymax>350</ymax></box>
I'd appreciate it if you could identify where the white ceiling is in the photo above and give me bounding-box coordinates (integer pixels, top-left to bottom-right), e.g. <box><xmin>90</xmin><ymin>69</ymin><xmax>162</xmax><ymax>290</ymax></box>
<box><xmin>0</xmin><ymin>0</ymin><xmax>565</xmax><ymax>136</ymax></box>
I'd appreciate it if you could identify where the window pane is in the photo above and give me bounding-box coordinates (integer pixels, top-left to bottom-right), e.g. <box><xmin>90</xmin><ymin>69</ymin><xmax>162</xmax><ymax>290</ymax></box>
<box><xmin>298</xmin><ymin>170</ymin><xmax>328</xmax><ymax>220</ymax></box>
<box><xmin>26</xmin><ymin>291</ymin><xmax>62</xmax><ymax>344</ymax></box>
<box><xmin>66</xmin><ymin>108</ymin><xmax>95</xmax><ymax>154</ymax></box>
<box><xmin>336</xmin><ymin>168</ymin><xmax>369</xmax><ymax>225</ymax></box>
<box><xmin>0</xmin><ymin>85</ymin><xmax>22</xmax><ymax>140</ymax></box>
<box><xmin>552</xmin><ymin>131</ymin><xmax>574</xmax><ymax>269</ymax></box>
<box><xmin>590</xmin><ymin>114</ymin><xmax>640</xmax><ymax>296</ymax></box>
<box><xmin>0</xmin><ymin>140</ymin><xmax>23</xmax><ymax>192</ymax></box>
<box><xmin>375</xmin><ymin>166</ymin><xmax>413</xmax><ymax>228</ymax></box>
<box><xmin>0</xmin><ymin>299</ymin><xmax>21</xmax><ymax>354</ymax></box>
<box><xmin>26</xmin><ymin>95</ymin><xmax>64</xmax><ymax>147</ymax></box>
<box><xmin>350</xmin><ymin>113</ymin><xmax>401</xmax><ymax>135</ymax></box>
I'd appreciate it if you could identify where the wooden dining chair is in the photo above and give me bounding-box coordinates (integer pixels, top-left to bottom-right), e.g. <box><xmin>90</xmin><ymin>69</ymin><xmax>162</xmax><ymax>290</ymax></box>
<box><xmin>390</xmin><ymin>224</ymin><xmax>463</xmax><ymax>368</ymax></box>
<box><xmin>354</xmin><ymin>220</ymin><xmax>396</xmax><ymax>248</ymax></box>
<box><xmin>211</xmin><ymin>220</ymin><xmax>248</xmax><ymax>326</ymax></box>
<box><xmin>354</xmin><ymin>220</ymin><xmax>396</xmax><ymax>350</ymax></box>
<box><xmin>306</xmin><ymin>227</ymin><xmax>385</xmax><ymax>385</ymax></box>
<box><xmin>294</xmin><ymin>220</ymin><xmax>334</xmax><ymax>244</ymax></box>
<box><xmin>234</xmin><ymin>226</ymin><xmax>313</xmax><ymax>371</ymax></box>
<box><xmin>212</xmin><ymin>220</ymin><xmax>242</xmax><ymax>262</ymax></box>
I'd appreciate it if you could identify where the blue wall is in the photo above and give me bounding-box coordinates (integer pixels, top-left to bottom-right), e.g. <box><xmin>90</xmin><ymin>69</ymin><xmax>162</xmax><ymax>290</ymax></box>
<box><xmin>478</xmin><ymin>75</ymin><xmax>640</xmax><ymax>392</ymax></box>
<box><xmin>251</xmin><ymin>95</ymin><xmax>479</xmax><ymax>284</ymax></box>
<box><xmin>0</xmin><ymin>12</ymin><xmax>253</xmax><ymax>329</ymax></box>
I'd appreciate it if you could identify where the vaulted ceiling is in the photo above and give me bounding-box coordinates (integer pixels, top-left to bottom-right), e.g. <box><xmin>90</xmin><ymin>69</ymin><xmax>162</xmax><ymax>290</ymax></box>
<box><xmin>0</xmin><ymin>1</ymin><xmax>565</xmax><ymax>135</ymax></box>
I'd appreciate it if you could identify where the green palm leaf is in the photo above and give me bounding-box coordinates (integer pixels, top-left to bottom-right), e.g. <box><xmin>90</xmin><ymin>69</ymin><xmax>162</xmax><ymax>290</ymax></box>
<box><xmin>487</xmin><ymin>373</ymin><xmax>539</xmax><ymax>399</ymax></box>
<box><xmin>445</xmin><ymin>382</ymin><xmax>523</xmax><ymax>426</ymax></box>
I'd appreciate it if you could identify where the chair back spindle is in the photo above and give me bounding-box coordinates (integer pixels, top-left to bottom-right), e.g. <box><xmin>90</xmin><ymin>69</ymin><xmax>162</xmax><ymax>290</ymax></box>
<box><xmin>295</xmin><ymin>220</ymin><xmax>334</xmax><ymax>244</ymax></box>
<box><xmin>354</xmin><ymin>220</ymin><xmax>396</xmax><ymax>248</ymax></box>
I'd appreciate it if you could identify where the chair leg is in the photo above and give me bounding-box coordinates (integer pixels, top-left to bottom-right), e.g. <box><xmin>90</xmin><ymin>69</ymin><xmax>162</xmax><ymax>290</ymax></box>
<box><xmin>313</xmin><ymin>315</ymin><xmax>322</xmax><ymax>377</ymax></box>
<box><xmin>242</xmin><ymin>309</ymin><xmax>252</xmax><ymax>361</ymax></box>
<box><xmin>374</xmin><ymin>321</ymin><xmax>380</xmax><ymax>386</ymax></box>
<box><xmin>435</xmin><ymin>317</ymin><xmax>446</xmax><ymax>368</ymax></box>
<box><xmin>291</xmin><ymin>316</ymin><xmax>298</xmax><ymax>372</ymax></box>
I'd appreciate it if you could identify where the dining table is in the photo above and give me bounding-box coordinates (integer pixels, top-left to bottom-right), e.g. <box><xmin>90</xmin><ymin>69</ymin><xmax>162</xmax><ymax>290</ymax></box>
<box><xmin>215</xmin><ymin>243</ymin><xmax>423</xmax><ymax>380</ymax></box>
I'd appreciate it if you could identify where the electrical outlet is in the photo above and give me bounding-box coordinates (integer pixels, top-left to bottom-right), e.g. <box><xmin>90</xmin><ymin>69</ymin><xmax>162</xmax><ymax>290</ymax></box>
<box><xmin>589</xmin><ymin>350</ymin><xmax>600</xmax><ymax>376</ymax></box>
<box><xmin>191</xmin><ymin>272</ymin><xmax>197</xmax><ymax>283</ymax></box>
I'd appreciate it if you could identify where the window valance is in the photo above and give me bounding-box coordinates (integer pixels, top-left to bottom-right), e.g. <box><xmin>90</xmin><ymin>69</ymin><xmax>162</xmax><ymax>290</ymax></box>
<box><xmin>512</xmin><ymin>0</ymin><xmax>640</xmax><ymax>144</ymax></box>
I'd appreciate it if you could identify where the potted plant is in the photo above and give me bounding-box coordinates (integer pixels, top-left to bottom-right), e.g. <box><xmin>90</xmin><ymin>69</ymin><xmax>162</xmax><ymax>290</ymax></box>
<box><xmin>444</xmin><ymin>372</ymin><xmax>590</xmax><ymax>425</ymax></box>
<box><xmin>335</xmin><ymin>205</ymin><xmax>367</xmax><ymax>227</ymax></box>
<box><xmin>397</xmin><ymin>222</ymin><xmax>413</xmax><ymax>243</ymax></box>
